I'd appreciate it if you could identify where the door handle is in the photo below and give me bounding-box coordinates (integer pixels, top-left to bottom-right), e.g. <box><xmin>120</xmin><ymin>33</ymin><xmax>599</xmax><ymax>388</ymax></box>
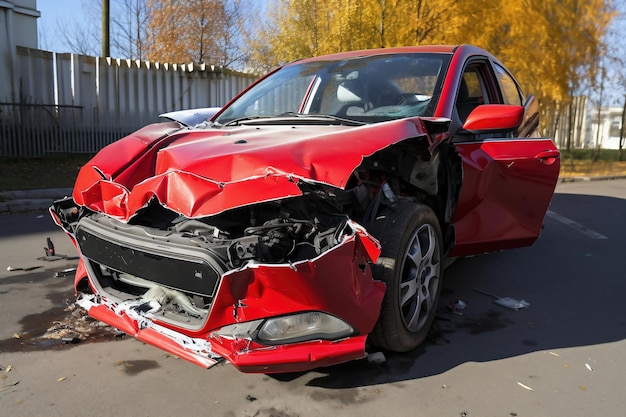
<box><xmin>535</xmin><ymin>150</ymin><xmax>560</xmax><ymax>165</ymax></box>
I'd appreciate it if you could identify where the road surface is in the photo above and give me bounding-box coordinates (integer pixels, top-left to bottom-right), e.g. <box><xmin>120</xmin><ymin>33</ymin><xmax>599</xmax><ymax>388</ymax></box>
<box><xmin>1</xmin><ymin>179</ymin><xmax>625</xmax><ymax>417</ymax></box>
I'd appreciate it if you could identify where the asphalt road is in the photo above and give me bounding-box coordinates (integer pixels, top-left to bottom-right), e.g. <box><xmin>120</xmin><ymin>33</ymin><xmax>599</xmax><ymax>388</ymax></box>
<box><xmin>1</xmin><ymin>179</ymin><xmax>625</xmax><ymax>417</ymax></box>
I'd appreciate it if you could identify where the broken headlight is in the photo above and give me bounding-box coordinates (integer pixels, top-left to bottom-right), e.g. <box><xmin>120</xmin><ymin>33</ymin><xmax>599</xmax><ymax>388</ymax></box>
<box><xmin>257</xmin><ymin>312</ymin><xmax>355</xmax><ymax>345</ymax></box>
<box><xmin>216</xmin><ymin>312</ymin><xmax>355</xmax><ymax>345</ymax></box>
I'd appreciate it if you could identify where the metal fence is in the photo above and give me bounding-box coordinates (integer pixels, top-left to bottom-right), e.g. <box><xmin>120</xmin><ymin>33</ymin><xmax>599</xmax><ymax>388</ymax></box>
<box><xmin>0</xmin><ymin>47</ymin><xmax>257</xmax><ymax>157</ymax></box>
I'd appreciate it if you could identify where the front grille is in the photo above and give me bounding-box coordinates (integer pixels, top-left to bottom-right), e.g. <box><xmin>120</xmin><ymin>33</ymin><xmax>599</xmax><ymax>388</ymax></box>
<box><xmin>76</xmin><ymin>217</ymin><xmax>228</xmax><ymax>298</ymax></box>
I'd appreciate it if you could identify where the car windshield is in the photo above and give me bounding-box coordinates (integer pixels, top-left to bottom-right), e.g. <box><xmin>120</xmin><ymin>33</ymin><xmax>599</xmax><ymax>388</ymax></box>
<box><xmin>214</xmin><ymin>53</ymin><xmax>451</xmax><ymax>125</ymax></box>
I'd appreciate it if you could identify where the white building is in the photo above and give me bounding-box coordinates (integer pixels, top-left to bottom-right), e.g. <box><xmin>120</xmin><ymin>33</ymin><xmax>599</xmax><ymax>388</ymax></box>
<box><xmin>586</xmin><ymin>105</ymin><xmax>625</xmax><ymax>150</ymax></box>
<box><xmin>0</xmin><ymin>0</ymin><xmax>40</xmax><ymax>102</ymax></box>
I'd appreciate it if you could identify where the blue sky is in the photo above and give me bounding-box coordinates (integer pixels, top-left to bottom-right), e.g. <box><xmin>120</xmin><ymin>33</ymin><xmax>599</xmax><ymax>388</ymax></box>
<box><xmin>38</xmin><ymin>0</ymin><xmax>86</xmax><ymax>52</ymax></box>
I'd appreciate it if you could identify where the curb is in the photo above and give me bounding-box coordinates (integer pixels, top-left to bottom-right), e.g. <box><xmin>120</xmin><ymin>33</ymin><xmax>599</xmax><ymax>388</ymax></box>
<box><xmin>0</xmin><ymin>188</ymin><xmax>73</xmax><ymax>214</ymax></box>
<box><xmin>559</xmin><ymin>174</ymin><xmax>626</xmax><ymax>183</ymax></box>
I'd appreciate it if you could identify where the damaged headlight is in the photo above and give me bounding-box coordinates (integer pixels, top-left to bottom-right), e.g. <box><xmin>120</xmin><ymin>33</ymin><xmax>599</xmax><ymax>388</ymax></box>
<box><xmin>215</xmin><ymin>312</ymin><xmax>355</xmax><ymax>345</ymax></box>
<box><xmin>257</xmin><ymin>312</ymin><xmax>355</xmax><ymax>345</ymax></box>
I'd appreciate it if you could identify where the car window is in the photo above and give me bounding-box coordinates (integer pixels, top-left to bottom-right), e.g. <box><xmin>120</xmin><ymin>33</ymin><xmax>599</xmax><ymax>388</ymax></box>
<box><xmin>214</xmin><ymin>53</ymin><xmax>452</xmax><ymax>125</ymax></box>
<box><xmin>494</xmin><ymin>63</ymin><xmax>523</xmax><ymax>106</ymax></box>
<box><xmin>456</xmin><ymin>65</ymin><xmax>488</xmax><ymax>122</ymax></box>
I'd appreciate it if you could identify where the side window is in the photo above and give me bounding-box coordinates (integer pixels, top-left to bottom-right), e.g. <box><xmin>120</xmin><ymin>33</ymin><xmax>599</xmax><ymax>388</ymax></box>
<box><xmin>456</xmin><ymin>65</ymin><xmax>488</xmax><ymax>122</ymax></box>
<box><xmin>494</xmin><ymin>63</ymin><xmax>523</xmax><ymax>106</ymax></box>
<box><xmin>453</xmin><ymin>60</ymin><xmax>513</xmax><ymax>142</ymax></box>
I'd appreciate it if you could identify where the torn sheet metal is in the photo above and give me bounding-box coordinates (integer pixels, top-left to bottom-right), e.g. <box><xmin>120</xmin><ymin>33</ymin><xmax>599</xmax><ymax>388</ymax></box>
<box><xmin>72</xmin><ymin>119</ymin><xmax>437</xmax><ymax>221</ymax></box>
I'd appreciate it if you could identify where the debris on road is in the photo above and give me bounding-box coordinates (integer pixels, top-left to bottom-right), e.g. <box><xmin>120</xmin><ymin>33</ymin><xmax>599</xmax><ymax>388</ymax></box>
<box><xmin>0</xmin><ymin>381</ymin><xmax>19</xmax><ymax>392</ymax></box>
<box><xmin>517</xmin><ymin>381</ymin><xmax>534</xmax><ymax>391</ymax></box>
<box><xmin>36</xmin><ymin>237</ymin><xmax>68</xmax><ymax>262</ymax></box>
<box><xmin>366</xmin><ymin>351</ymin><xmax>387</xmax><ymax>365</ymax></box>
<box><xmin>41</xmin><ymin>302</ymin><xmax>117</xmax><ymax>343</ymax></box>
<box><xmin>447</xmin><ymin>299</ymin><xmax>467</xmax><ymax>315</ymax></box>
<box><xmin>54</xmin><ymin>268</ymin><xmax>77</xmax><ymax>278</ymax></box>
<box><xmin>473</xmin><ymin>288</ymin><xmax>530</xmax><ymax>310</ymax></box>
<box><xmin>6</xmin><ymin>265</ymin><xmax>41</xmax><ymax>272</ymax></box>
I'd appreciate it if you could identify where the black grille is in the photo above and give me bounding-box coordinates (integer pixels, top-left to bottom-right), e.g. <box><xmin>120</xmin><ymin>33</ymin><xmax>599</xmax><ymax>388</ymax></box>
<box><xmin>76</xmin><ymin>223</ymin><xmax>226</xmax><ymax>298</ymax></box>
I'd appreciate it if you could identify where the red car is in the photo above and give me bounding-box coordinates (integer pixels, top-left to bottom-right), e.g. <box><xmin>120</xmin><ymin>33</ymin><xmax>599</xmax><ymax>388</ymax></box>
<box><xmin>51</xmin><ymin>45</ymin><xmax>560</xmax><ymax>373</ymax></box>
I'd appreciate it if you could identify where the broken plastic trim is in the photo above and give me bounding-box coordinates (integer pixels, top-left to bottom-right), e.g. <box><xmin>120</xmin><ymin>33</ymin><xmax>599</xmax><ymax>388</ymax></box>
<box><xmin>76</xmin><ymin>292</ymin><xmax>223</xmax><ymax>363</ymax></box>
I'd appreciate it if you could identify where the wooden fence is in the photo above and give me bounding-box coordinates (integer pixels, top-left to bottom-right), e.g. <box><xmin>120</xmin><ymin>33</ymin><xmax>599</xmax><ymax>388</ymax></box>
<box><xmin>0</xmin><ymin>47</ymin><xmax>257</xmax><ymax>157</ymax></box>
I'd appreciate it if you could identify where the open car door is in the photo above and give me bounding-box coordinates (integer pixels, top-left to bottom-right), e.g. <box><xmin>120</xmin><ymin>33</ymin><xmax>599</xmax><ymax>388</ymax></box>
<box><xmin>450</xmin><ymin>104</ymin><xmax>560</xmax><ymax>257</ymax></box>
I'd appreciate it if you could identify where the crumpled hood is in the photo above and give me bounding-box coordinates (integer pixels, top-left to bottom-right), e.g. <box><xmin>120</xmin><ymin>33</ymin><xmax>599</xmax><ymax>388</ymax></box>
<box><xmin>73</xmin><ymin>118</ymin><xmax>438</xmax><ymax>221</ymax></box>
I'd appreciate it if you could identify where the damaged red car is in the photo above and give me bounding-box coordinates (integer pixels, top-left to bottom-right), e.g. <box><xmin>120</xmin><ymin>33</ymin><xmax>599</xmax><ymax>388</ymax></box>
<box><xmin>51</xmin><ymin>45</ymin><xmax>560</xmax><ymax>373</ymax></box>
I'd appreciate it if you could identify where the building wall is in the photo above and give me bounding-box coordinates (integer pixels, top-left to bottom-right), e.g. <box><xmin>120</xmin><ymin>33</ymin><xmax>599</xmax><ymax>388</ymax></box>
<box><xmin>586</xmin><ymin>106</ymin><xmax>624</xmax><ymax>150</ymax></box>
<box><xmin>0</xmin><ymin>0</ymin><xmax>40</xmax><ymax>101</ymax></box>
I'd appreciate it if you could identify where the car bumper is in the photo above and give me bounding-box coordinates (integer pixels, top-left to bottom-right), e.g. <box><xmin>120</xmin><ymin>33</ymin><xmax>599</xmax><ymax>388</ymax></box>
<box><xmin>53</xmin><ymin>206</ymin><xmax>386</xmax><ymax>373</ymax></box>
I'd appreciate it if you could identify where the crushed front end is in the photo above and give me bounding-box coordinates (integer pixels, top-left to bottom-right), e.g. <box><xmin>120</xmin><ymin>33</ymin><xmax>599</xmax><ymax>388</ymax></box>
<box><xmin>51</xmin><ymin>187</ymin><xmax>385</xmax><ymax>373</ymax></box>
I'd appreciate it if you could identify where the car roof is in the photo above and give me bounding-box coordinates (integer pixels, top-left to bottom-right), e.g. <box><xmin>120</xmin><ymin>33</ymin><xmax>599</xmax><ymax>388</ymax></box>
<box><xmin>291</xmin><ymin>45</ymin><xmax>490</xmax><ymax>65</ymax></box>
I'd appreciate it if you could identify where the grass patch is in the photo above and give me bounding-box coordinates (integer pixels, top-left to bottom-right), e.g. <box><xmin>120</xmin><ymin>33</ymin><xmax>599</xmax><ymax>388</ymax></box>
<box><xmin>559</xmin><ymin>148</ymin><xmax>626</xmax><ymax>162</ymax></box>
<box><xmin>559</xmin><ymin>148</ymin><xmax>626</xmax><ymax>177</ymax></box>
<box><xmin>0</xmin><ymin>154</ymin><xmax>92</xmax><ymax>192</ymax></box>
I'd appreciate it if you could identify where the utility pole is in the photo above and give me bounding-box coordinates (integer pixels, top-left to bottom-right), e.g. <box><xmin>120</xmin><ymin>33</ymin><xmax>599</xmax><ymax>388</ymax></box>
<box><xmin>102</xmin><ymin>0</ymin><xmax>110</xmax><ymax>57</ymax></box>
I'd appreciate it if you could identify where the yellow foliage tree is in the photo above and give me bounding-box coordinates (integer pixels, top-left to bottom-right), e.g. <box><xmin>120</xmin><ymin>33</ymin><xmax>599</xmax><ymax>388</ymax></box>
<box><xmin>250</xmin><ymin>0</ymin><xmax>614</xmax><ymax>135</ymax></box>
<box><xmin>145</xmin><ymin>0</ymin><xmax>248</xmax><ymax>66</ymax></box>
<box><xmin>248</xmin><ymin>0</ymin><xmax>452</xmax><ymax>71</ymax></box>
<box><xmin>442</xmin><ymin>0</ymin><xmax>615</xmax><ymax>136</ymax></box>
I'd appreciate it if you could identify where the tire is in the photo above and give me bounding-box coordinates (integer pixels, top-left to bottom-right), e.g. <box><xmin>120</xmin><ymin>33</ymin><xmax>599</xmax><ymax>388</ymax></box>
<box><xmin>368</xmin><ymin>201</ymin><xmax>443</xmax><ymax>352</ymax></box>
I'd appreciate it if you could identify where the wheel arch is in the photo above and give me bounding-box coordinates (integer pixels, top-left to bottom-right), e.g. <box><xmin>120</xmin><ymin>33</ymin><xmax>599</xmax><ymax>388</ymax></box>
<box><xmin>359</xmin><ymin>134</ymin><xmax>462</xmax><ymax>255</ymax></box>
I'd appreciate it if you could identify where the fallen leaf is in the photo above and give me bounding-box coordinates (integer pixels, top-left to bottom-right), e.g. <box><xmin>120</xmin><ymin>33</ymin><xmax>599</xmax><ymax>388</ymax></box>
<box><xmin>12</xmin><ymin>333</ymin><xmax>20</xmax><ymax>339</ymax></box>
<box><xmin>517</xmin><ymin>382</ymin><xmax>534</xmax><ymax>391</ymax></box>
<box><xmin>548</xmin><ymin>351</ymin><xmax>560</xmax><ymax>357</ymax></box>
<box><xmin>585</xmin><ymin>363</ymin><xmax>593</xmax><ymax>371</ymax></box>
<box><xmin>57</xmin><ymin>376</ymin><xmax>67</xmax><ymax>382</ymax></box>
<box><xmin>5</xmin><ymin>365</ymin><xmax>12</xmax><ymax>373</ymax></box>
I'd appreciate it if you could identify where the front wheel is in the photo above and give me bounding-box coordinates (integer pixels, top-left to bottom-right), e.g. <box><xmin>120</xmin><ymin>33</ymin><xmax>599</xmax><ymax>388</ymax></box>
<box><xmin>368</xmin><ymin>201</ymin><xmax>443</xmax><ymax>352</ymax></box>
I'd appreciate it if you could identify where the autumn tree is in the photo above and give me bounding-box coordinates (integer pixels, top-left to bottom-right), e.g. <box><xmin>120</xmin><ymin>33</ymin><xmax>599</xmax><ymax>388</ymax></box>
<box><xmin>249</xmin><ymin>0</ymin><xmax>451</xmax><ymax>70</ymax></box>
<box><xmin>442</xmin><ymin>0</ymin><xmax>615</xmax><ymax>141</ymax></box>
<box><xmin>250</xmin><ymin>0</ymin><xmax>615</xmax><ymax>139</ymax></box>
<box><xmin>145</xmin><ymin>0</ymin><xmax>250</xmax><ymax>66</ymax></box>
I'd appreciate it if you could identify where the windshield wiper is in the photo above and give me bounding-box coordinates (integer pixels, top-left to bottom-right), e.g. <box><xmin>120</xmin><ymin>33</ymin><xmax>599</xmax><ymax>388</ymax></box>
<box><xmin>308</xmin><ymin>114</ymin><xmax>366</xmax><ymax>126</ymax></box>
<box><xmin>247</xmin><ymin>113</ymin><xmax>366</xmax><ymax>126</ymax></box>
<box><xmin>221</xmin><ymin>116</ymin><xmax>272</xmax><ymax>127</ymax></box>
<box><xmin>221</xmin><ymin>113</ymin><xmax>366</xmax><ymax>127</ymax></box>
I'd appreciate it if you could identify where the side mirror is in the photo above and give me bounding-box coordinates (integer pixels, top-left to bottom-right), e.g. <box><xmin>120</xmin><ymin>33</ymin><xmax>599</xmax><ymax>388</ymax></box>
<box><xmin>462</xmin><ymin>104</ymin><xmax>524</xmax><ymax>134</ymax></box>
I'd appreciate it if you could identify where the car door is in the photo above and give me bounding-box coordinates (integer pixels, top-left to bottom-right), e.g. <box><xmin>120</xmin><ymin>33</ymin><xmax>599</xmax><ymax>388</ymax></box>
<box><xmin>449</xmin><ymin>60</ymin><xmax>560</xmax><ymax>257</ymax></box>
